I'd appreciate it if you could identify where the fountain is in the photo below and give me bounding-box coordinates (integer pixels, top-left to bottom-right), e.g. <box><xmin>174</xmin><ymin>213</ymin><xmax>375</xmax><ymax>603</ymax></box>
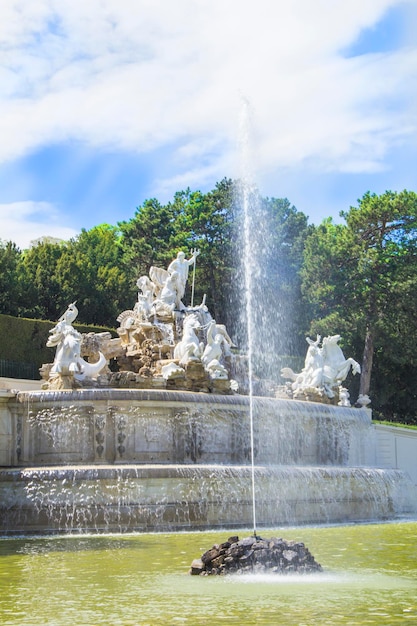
<box><xmin>0</xmin><ymin>240</ymin><xmax>416</xmax><ymax>535</ymax></box>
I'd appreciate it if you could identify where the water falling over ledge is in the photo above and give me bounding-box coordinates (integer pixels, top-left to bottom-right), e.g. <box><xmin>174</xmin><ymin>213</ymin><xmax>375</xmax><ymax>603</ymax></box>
<box><xmin>0</xmin><ymin>463</ymin><xmax>413</xmax><ymax>535</ymax></box>
<box><xmin>0</xmin><ymin>389</ymin><xmax>416</xmax><ymax>534</ymax></box>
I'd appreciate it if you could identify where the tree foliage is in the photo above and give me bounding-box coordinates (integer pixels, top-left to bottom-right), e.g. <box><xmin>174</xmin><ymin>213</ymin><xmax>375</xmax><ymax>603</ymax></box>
<box><xmin>0</xmin><ymin>241</ymin><xmax>22</xmax><ymax>316</ymax></box>
<box><xmin>119</xmin><ymin>198</ymin><xmax>177</xmax><ymax>278</ymax></box>
<box><xmin>230</xmin><ymin>189</ymin><xmax>311</xmax><ymax>381</ymax></box>
<box><xmin>119</xmin><ymin>179</ymin><xmax>237</xmax><ymax>324</ymax></box>
<box><xmin>258</xmin><ymin>196</ymin><xmax>312</xmax><ymax>357</ymax></box>
<box><xmin>18</xmin><ymin>241</ymin><xmax>66</xmax><ymax>320</ymax></box>
<box><xmin>301</xmin><ymin>190</ymin><xmax>417</xmax><ymax>421</ymax></box>
<box><xmin>2</xmin><ymin>182</ymin><xmax>417</xmax><ymax>424</ymax></box>
<box><xmin>55</xmin><ymin>224</ymin><xmax>133</xmax><ymax>325</ymax></box>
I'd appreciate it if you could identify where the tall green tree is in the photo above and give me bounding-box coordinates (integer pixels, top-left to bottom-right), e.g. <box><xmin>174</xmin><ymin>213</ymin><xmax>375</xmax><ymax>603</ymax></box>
<box><xmin>56</xmin><ymin>224</ymin><xmax>133</xmax><ymax>325</ymax></box>
<box><xmin>18</xmin><ymin>241</ymin><xmax>65</xmax><ymax>320</ymax></box>
<box><xmin>119</xmin><ymin>179</ymin><xmax>236</xmax><ymax>322</ymax></box>
<box><xmin>301</xmin><ymin>190</ymin><xmax>417</xmax><ymax>414</ymax></box>
<box><xmin>0</xmin><ymin>241</ymin><xmax>22</xmax><ymax>316</ymax></box>
<box><xmin>119</xmin><ymin>198</ymin><xmax>177</xmax><ymax>279</ymax></box>
<box><xmin>260</xmin><ymin>196</ymin><xmax>312</xmax><ymax>356</ymax></box>
<box><xmin>173</xmin><ymin>178</ymin><xmax>236</xmax><ymax>321</ymax></box>
<box><xmin>235</xmin><ymin>192</ymin><xmax>310</xmax><ymax>379</ymax></box>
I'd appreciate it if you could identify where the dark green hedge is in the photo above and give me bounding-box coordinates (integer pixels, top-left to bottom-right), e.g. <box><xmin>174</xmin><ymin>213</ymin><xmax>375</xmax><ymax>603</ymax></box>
<box><xmin>0</xmin><ymin>313</ymin><xmax>116</xmax><ymax>372</ymax></box>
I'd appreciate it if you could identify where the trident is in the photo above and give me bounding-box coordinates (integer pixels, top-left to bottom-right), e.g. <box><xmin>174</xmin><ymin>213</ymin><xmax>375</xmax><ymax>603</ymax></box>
<box><xmin>190</xmin><ymin>248</ymin><xmax>199</xmax><ymax>308</ymax></box>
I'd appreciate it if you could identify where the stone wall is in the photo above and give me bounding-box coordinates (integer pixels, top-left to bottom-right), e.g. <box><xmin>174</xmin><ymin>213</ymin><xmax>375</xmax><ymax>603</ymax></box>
<box><xmin>0</xmin><ymin>389</ymin><xmax>376</xmax><ymax>468</ymax></box>
<box><xmin>375</xmin><ymin>424</ymin><xmax>417</xmax><ymax>485</ymax></box>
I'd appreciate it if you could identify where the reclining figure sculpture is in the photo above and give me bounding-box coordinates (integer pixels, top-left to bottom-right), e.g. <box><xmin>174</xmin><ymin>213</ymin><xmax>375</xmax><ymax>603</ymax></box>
<box><xmin>46</xmin><ymin>302</ymin><xmax>106</xmax><ymax>389</ymax></box>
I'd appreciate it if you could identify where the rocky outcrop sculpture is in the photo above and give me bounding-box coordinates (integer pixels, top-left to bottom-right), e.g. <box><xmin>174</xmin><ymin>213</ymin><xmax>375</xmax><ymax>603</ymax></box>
<box><xmin>108</xmin><ymin>250</ymin><xmax>236</xmax><ymax>393</ymax></box>
<box><xmin>39</xmin><ymin>253</ymin><xmax>363</xmax><ymax>402</ymax></box>
<box><xmin>281</xmin><ymin>334</ymin><xmax>361</xmax><ymax>405</ymax></box>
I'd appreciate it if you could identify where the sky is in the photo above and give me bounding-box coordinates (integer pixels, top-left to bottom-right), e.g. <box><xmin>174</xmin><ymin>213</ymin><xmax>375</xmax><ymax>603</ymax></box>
<box><xmin>0</xmin><ymin>0</ymin><xmax>417</xmax><ymax>249</ymax></box>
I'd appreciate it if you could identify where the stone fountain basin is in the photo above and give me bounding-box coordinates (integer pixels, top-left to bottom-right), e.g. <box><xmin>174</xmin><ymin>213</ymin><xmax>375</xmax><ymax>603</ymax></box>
<box><xmin>5</xmin><ymin>389</ymin><xmax>375</xmax><ymax>467</ymax></box>
<box><xmin>0</xmin><ymin>463</ymin><xmax>414</xmax><ymax>534</ymax></box>
<box><xmin>0</xmin><ymin>389</ymin><xmax>415</xmax><ymax>534</ymax></box>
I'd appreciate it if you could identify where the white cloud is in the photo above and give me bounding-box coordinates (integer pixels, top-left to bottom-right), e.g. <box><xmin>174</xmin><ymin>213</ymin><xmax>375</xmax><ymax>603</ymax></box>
<box><xmin>0</xmin><ymin>0</ymin><xmax>416</xmax><ymax>230</ymax></box>
<box><xmin>0</xmin><ymin>201</ymin><xmax>78</xmax><ymax>249</ymax></box>
<box><xmin>1</xmin><ymin>2</ymin><xmax>415</xmax><ymax>151</ymax></box>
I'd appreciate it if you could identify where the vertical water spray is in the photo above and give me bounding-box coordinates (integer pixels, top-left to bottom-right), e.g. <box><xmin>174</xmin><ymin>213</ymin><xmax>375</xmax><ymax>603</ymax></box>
<box><xmin>238</xmin><ymin>98</ymin><xmax>258</xmax><ymax>536</ymax></box>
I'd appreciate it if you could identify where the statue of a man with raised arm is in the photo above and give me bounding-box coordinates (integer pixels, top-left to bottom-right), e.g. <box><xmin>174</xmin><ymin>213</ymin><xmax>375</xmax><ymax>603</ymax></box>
<box><xmin>167</xmin><ymin>250</ymin><xmax>199</xmax><ymax>304</ymax></box>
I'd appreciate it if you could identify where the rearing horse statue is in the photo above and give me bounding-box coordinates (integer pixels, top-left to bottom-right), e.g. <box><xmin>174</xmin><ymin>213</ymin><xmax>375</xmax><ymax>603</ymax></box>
<box><xmin>281</xmin><ymin>334</ymin><xmax>361</xmax><ymax>400</ymax></box>
<box><xmin>173</xmin><ymin>314</ymin><xmax>203</xmax><ymax>366</ymax></box>
<box><xmin>320</xmin><ymin>335</ymin><xmax>361</xmax><ymax>396</ymax></box>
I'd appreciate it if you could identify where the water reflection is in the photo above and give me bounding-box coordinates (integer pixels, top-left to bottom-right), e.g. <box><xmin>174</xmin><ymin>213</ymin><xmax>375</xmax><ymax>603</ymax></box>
<box><xmin>0</xmin><ymin>522</ymin><xmax>416</xmax><ymax>625</ymax></box>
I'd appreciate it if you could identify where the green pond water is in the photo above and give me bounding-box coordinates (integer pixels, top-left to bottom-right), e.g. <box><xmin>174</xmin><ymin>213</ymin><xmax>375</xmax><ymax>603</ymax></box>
<box><xmin>0</xmin><ymin>521</ymin><xmax>416</xmax><ymax>625</ymax></box>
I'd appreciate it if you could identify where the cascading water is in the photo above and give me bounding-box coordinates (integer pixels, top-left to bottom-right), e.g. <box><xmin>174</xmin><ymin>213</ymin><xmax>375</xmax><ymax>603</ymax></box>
<box><xmin>1</xmin><ymin>388</ymin><xmax>416</xmax><ymax>534</ymax></box>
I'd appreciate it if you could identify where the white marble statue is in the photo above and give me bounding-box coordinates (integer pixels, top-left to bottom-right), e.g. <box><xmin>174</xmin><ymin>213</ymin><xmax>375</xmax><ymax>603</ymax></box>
<box><xmin>167</xmin><ymin>250</ymin><xmax>199</xmax><ymax>306</ymax></box>
<box><xmin>205</xmin><ymin>358</ymin><xmax>229</xmax><ymax>379</ymax></box>
<box><xmin>338</xmin><ymin>387</ymin><xmax>350</xmax><ymax>407</ymax></box>
<box><xmin>131</xmin><ymin>250</ymin><xmax>202</xmax><ymax>320</ymax></box>
<box><xmin>201</xmin><ymin>320</ymin><xmax>232</xmax><ymax>369</ymax></box>
<box><xmin>173</xmin><ymin>314</ymin><xmax>203</xmax><ymax>366</ymax></box>
<box><xmin>47</xmin><ymin>303</ymin><xmax>106</xmax><ymax>381</ymax></box>
<box><xmin>136</xmin><ymin>275</ymin><xmax>154</xmax><ymax>319</ymax></box>
<box><xmin>161</xmin><ymin>361</ymin><xmax>185</xmax><ymax>380</ymax></box>
<box><xmin>159</xmin><ymin>271</ymin><xmax>180</xmax><ymax>310</ymax></box>
<box><xmin>113</xmin><ymin>250</ymin><xmax>236</xmax><ymax>391</ymax></box>
<box><xmin>281</xmin><ymin>334</ymin><xmax>361</xmax><ymax>402</ymax></box>
<box><xmin>148</xmin><ymin>250</ymin><xmax>198</xmax><ymax>313</ymax></box>
<box><xmin>321</xmin><ymin>335</ymin><xmax>361</xmax><ymax>393</ymax></box>
<box><xmin>296</xmin><ymin>335</ymin><xmax>324</xmax><ymax>389</ymax></box>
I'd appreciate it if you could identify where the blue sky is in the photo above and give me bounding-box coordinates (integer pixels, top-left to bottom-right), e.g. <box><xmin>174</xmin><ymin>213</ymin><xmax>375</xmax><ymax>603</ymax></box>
<box><xmin>1</xmin><ymin>0</ymin><xmax>416</xmax><ymax>249</ymax></box>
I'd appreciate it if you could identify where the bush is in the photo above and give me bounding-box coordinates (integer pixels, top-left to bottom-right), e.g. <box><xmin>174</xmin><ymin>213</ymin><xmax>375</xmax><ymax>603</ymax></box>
<box><xmin>0</xmin><ymin>313</ymin><xmax>116</xmax><ymax>374</ymax></box>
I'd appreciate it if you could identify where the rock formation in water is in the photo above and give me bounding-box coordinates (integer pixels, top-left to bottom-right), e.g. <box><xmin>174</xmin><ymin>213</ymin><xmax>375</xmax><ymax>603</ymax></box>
<box><xmin>189</xmin><ymin>535</ymin><xmax>322</xmax><ymax>575</ymax></box>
